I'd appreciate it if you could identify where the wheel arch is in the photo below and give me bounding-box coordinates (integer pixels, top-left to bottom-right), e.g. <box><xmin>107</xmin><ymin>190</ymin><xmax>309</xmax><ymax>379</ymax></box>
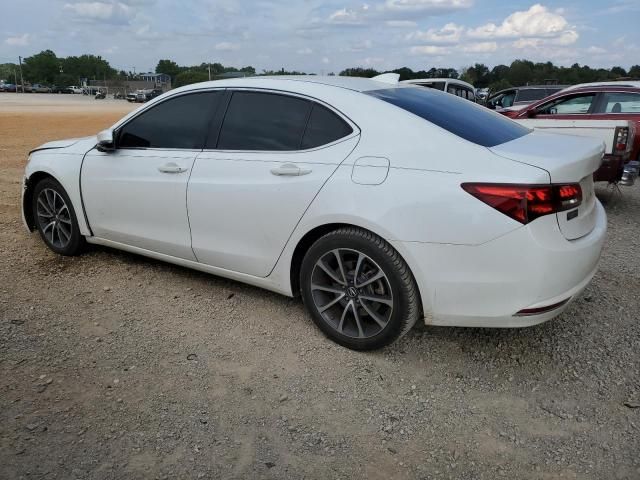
<box><xmin>23</xmin><ymin>171</ymin><xmax>58</xmax><ymax>231</ymax></box>
<box><xmin>288</xmin><ymin>222</ymin><xmax>423</xmax><ymax>317</ymax></box>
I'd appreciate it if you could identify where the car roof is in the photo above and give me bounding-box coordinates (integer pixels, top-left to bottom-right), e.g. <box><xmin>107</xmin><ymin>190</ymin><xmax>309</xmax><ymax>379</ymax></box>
<box><xmin>562</xmin><ymin>80</ymin><xmax>640</xmax><ymax>91</ymax></box>
<box><xmin>558</xmin><ymin>84</ymin><xmax>640</xmax><ymax>93</ymax></box>
<box><xmin>402</xmin><ymin>78</ymin><xmax>474</xmax><ymax>88</ymax></box>
<box><xmin>174</xmin><ymin>75</ymin><xmax>408</xmax><ymax>95</ymax></box>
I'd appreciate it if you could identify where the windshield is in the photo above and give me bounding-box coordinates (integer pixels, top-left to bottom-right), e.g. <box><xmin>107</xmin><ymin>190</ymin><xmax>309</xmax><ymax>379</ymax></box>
<box><xmin>366</xmin><ymin>87</ymin><xmax>530</xmax><ymax>147</ymax></box>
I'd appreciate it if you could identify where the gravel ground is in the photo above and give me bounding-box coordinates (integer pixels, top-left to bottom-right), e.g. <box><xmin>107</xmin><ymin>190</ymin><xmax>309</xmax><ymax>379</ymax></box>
<box><xmin>1</xmin><ymin>98</ymin><xmax>639</xmax><ymax>479</ymax></box>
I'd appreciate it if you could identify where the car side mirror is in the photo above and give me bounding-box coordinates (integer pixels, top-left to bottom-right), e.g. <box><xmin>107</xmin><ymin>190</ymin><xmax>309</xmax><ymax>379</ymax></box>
<box><xmin>96</xmin><ymin>129</ymin><xmax>115</xmax><ymax>152</ymax></box>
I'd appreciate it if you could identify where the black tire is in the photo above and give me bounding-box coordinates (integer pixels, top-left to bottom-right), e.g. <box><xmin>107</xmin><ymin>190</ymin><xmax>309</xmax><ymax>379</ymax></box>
<box><xmin>300</xmin><ymin>227</ymin><xmax>420</xmax><ymax>350</ymax></box>
<box><xmin>32</xmin><ymin>177</ymin><xmax>86</xmax><ymax>256</ymax></box>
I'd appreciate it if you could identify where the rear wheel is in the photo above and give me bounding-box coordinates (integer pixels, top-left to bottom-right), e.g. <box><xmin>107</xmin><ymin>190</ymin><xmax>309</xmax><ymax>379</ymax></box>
<box><xmin>300</xmin><ymin>227</ymin><xmax>420</xmax><ymax>350</ymax></box>
<box><xmin>32</xmin><ymin>177</ymin><xmax>85</xmax><ymax>256</ymax></box>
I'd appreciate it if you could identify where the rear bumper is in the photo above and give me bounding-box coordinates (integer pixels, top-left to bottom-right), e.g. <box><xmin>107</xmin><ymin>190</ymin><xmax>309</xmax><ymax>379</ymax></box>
<box><xmin>594</xmin><ymin>153</ymin><xmax>627</xmax><ymax>183</ymax></box>
<box><xmin>394</xmin><ymin>201</ymin><xmax>607</xmax><ymax>328</ymax></box>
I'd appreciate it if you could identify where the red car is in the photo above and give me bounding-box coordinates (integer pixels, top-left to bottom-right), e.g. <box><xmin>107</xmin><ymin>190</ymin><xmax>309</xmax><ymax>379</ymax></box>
<box><xmin>503</xmin><ymin>85</ymin><xmax>640</xmax><ymax>184</ymax></box>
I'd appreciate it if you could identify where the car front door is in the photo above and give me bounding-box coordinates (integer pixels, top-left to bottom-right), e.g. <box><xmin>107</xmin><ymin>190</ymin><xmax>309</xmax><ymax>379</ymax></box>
<box><xmin>187</xmin><ymin>90</ymin><xmax>360</xmax><ymax>277</ymax></box>
<box><xmin>81</xmin><ymin>91</ymin><xmax>225</xmax><ymax>260</ymax></box>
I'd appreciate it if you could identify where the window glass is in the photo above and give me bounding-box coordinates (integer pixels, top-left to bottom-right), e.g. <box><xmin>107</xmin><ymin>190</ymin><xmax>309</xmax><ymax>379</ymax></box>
<box><xmin>468</xmin><ymin>90</ymin><xmax>476</xmax><ymax>102</ymax></box>
<box><xmin>417</xmin><ymin>82</ymin><xmax>446</xmax><ymax>91</ymax></box>
<box><xmin>118</xmin><ymin>92</ymin><xmax>222</xmax><ymax>149</ymax></box>
<box><xmin>601</xmin><ymin>92</ymin><xmax>640</xmax><ymax>113</ymax></box>
<box><xmin>366</xmin><ymin>87</ymin><xmax>530</xmax><ymax>148</ymax></box>
<box><xmin>447</xmin><ymin>85</ymin><xmax>457</xmax><ymax>95</ymax></box>
<box><xmin>537</xmin><ymin>94</ymin><xmax>595</xmax><ymax>115</ymax></box>
<box><xmin>301</xmin><ymin>104</ymin><xmax>353</xmax><ymax>149</ymax></box>
<box><xmin>218</xmin><ymin>92</ymin><xmax>311</xmax><ymax>150</ymax></box>
<box><xmin>501</xmin><ymin>92</ymin><xmax>516</xmax><ymax>107</ymax></box>
<box><xmin>516</xmin><ymin>89</ymin><xmax>549</xmax><ymax>103</ymax></box>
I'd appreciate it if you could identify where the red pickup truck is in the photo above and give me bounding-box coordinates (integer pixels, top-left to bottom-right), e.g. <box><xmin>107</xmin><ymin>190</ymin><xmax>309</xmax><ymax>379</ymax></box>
<box><xmin>502</xmin><ymin>85</ymin><xmax>640</xmax><ymax>185</ymax></box>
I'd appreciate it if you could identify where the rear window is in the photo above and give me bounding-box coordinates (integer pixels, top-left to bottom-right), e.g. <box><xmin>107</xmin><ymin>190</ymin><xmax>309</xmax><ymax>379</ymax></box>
<box><xmin>416</xmin><ymin>81</ymin><xmax>446</xmax><ymax>91</ymax></box>
<box><xmin>366</xmin><ymin>87</ymin><xmax>530</xmax><ymax>147</ymax></box>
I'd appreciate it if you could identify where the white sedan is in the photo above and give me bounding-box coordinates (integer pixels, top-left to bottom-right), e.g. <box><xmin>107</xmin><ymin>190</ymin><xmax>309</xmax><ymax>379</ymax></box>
<box><xmin>22</xmin><ymin>75</ymin><xmax>607</xmax><ymax>350</ymax></box>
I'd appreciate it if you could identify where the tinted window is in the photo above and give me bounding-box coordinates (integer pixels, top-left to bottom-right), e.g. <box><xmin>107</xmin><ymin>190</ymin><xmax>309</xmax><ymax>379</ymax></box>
<box><xmin>118</xmin><ymin>92</ymin><xmax>223</xmax><ymax>149</ymax></box>
<box><xmin>417</xmin><ymin>82</ymin><xmax>446</xmax><ymax>91</ymax></box>
<box><xmin>301</xmin><ymin>104</ymin><xmax>353</xmax><ymax>149</ymax></box>
<box><xmin>537</xmin><ymin>93</ymin><xmax>595</xmax><ymax>115</ymax></box>
<box><xmin>367</xmin><ymin>87</ymin><xmax>530</xmax><ymax>147</ymax></box>
<box><xmin>501</xmin><ymin>92</ymin><xmax>516</xmax><ymax>107</ymax></box>
<box><xmin>515</xmin><ymin>89</ymin><xmax>549</xmax><ymax>103</ymax></box>
<box><xmin>218</xmin><ymin>92</ymin><xmax>311</xmax><ymax>150</ymax></box>
<box><xmin>601</xmin><ymin>92</ymin><xmax>640</xmax><ymax>113</ymax></box>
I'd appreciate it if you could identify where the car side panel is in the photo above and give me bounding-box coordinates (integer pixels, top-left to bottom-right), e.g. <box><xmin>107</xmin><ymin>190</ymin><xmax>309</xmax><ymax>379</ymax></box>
<box><xmin>24</xmin><ymin>151</ymin><xmax>92</xmax><ymax>236</ymax></box>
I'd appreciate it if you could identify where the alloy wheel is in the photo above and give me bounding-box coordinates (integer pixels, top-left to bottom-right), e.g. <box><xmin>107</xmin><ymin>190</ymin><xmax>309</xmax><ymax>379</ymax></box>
<box><xmin>36</xmin><ymin>188</ymin><xmax>73</xmax><ymax>249</ymax></box>
<box><xmin>310</xmin><ymin>248</ymin><xmax>393</xmax><ymax>339</ymax></box>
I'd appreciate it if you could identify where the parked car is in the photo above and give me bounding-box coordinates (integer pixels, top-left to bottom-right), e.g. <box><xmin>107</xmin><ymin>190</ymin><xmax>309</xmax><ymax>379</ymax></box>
<box><xmin>2</xmin><ymin>83</ymin><xmax>17</xmax><ymax>92</ymax></box>
<box><xmin>51</xmin><ymin>85</ymin><xmax>71</xmax><ymax>94</ymax></box>
<box><xmin>401</xmin><ymin>78</ymin><xmax>476</xmax><ymax>102</ymax></box>
<box><xmin>21</xmin><ymin>84</ymin><xmax>33</xmax><ymax>93</ymax></box>
<box><xmin>67</xmin><ymin>86</ymin><xmax>84</xmax><ymax>94</ymax></box>
<box><xmin>135</xmin><ymin>88</ymin><xmax>163</xmax><ymax>102</ymax></box>
<box><xmin>31</xmin><ymin>84</ymin><xmax>52</xmax><ymax>93</ymax></box>
<box><xmin>22</xmin><ymin>75</ymin><xmax>606</xmax><ymax>350</ymax></box>
<box><xmin>126</xmin><ymin>91</ymin><xmax>138</xmax><ymax>102</ymax></box>
<box><xmin>561</xmin><ymin>81</ymin><xmax>640</xmax><ymax>92</ymax></box>
<box><xmin>503</xmin><ymin>85</ymin><xmax>640</xmax><ymax>185</ymax></box>
<box><xmin>486</xmin><ymin>85</ymin><xmax>567</xmax><ymax>112</ymax></box>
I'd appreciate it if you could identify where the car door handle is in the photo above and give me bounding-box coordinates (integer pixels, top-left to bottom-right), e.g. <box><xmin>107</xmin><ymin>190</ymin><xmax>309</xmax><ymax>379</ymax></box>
<box><xmin>270</xmin><ymin>163</ymin><xmax>312</xmax><ymax>176</ymax></box>
<box><xmin>158</xmin><ymin>162</ymin><xmax>188</xmax><ymax>174</ymax></box>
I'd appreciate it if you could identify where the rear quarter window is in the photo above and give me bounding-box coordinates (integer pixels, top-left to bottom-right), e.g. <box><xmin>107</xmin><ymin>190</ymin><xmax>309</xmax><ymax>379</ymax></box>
<box><xmin>366</xmin><ymin>87</ymin><xmax>530</xmax><ymax>147</ymax></box>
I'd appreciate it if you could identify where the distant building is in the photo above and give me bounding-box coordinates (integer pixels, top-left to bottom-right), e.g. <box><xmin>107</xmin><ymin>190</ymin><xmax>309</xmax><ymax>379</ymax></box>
<box><xmin>87</xmin><ymin>72</ymin><xmax>172</xmax><ymax>96</ymax></box>
<box><xmin>137</xmin><ymin>72</ymin><xmax>172</xmax><ymax>87</ymax></box>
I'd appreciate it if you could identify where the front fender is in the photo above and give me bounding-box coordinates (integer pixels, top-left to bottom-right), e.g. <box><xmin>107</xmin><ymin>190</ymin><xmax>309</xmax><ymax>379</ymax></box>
<box><xmin>24</xmin><ymin>151</ymin><xmax>92</xmax><ymax>236</ymax></box>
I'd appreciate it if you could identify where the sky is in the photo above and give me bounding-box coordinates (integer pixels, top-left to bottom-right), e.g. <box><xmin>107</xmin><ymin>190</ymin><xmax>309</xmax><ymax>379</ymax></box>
<box><xmin>1</xmin><ymin>0</ymin><xmax>639</xmax><ymax>74</ymax></box>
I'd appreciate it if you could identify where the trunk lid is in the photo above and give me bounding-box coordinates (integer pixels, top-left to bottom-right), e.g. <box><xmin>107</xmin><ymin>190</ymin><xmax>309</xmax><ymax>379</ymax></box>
<box><xmin>490</xmin><ymin>131</ymin><xmax>604</xmax><ymax>240</ymax></box>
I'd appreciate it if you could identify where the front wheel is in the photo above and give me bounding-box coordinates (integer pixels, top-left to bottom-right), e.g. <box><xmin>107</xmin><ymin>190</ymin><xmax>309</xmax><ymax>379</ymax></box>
<box><xmin>32</xmin><ymin>177</ymin><xmax>86</xmax><ymax>256</ymax></box>
<box><xmin>300</xmin><ymin>227</ymin><xmax>420</xmax><ymax>350</ymax></box>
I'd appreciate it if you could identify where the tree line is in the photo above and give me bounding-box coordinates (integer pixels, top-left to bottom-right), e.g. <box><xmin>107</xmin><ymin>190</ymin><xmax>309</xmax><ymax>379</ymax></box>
<box><xmin>2</xmin><ymin>50</ymin><xmax>638</xmax><ymax>93</ymax></box>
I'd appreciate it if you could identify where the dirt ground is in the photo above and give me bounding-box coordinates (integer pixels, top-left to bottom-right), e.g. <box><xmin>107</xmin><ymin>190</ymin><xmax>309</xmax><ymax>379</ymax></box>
<box><xmin>1</xmin><ymin>94</ymin><xmax>639</xmax><ymax>480</ymax></box>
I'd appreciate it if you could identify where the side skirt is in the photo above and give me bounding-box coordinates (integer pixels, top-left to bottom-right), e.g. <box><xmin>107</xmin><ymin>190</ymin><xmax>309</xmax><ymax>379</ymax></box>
<box><xmin>85</xmin><ymin>237</ymin><xmax>292</xmax><ymax>297</ymax></box>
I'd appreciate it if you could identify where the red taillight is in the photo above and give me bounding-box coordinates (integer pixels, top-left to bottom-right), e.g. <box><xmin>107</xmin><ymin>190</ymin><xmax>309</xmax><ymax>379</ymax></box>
<box><xmin>462</xmin><ymin>183</ymin><xmax>582</xmax><ymax>224</ymax></box>
<box><xmin>614</xmin><ymin>126</ymin><xmax>629</xmax><ymax>152</ymax></box>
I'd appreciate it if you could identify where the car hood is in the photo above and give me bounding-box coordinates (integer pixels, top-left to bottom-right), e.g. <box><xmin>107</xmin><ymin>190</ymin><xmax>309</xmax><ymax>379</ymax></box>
<box><xmin>30</xmin><ymin>136</ymin><xmax>97</xmax><ymax>155</ymax></box>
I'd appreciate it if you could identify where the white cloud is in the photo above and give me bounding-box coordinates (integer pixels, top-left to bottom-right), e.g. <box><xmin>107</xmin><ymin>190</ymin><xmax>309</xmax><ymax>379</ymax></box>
<box><xmin>342</xmin><ymin>39</ymin><xmax>373</xmax><ymax>52</ymax></box>
<box><xmin>5</xmin><ymin>33</ymin><xmax>30</xmax><ymax>46</ymax></box>
<box><xmin>64</xmin><ymin>2</ymin><xmax>132</xmax><ymax>24</ymax></box>
<box><xmin>468</xmin><ymin>4</ymin><xmax>573</xmax><ymax>40</ymax></box>
<box><xmin>328</xmin><ymin>8</ymin><xmax>364</xmax><ymax>25</ymax></box>
<box><xmin>461</xmin><ymin>41</ymin><xmax>497</xmax><ymax>53</ymax></box>
<box><xmin>512</xmin><ymin>38</ymin><xmax>539</xmax><ymax>49</ymax></box>
<box><xmin>406</xmin><ymin>23</ymin><xmax>463</xmax><ymax>44</ymax></box>
<box><xmin>550</xmin><ymin>30</ymin><xmax>579</xmax><ymax>46</ymax></box>
<box><xmin>215</xmin><ymin>42</ymin><xmax>240</xmax><ymax>51</ymax></box>
<box><xmin>410</xmin><ymin>45</ymin><xmax>449</xmax><ymax>55</ymax></box>
<box><xmin>322</xmin><ymin>57</ymin><xmax>330</xmax><ymax>64</ymax></box>
<box><xmin>296</xmin><ymin>47</ymin><xmax>313</xmax><ymax>55</ymax></box>
<box><xmin>385</xmin><ymin>20</ymin><xmax>417</xmax><ymax>27</ymax></box>
<box><xmin>587</xmin><ymin>46</ymin><xmax>607</xmax><ymax>54</ymax></box>
<box><xmin>382</xmin><ymin>0</ymin><xmax>473</xmax><ymax>14</ymax></box>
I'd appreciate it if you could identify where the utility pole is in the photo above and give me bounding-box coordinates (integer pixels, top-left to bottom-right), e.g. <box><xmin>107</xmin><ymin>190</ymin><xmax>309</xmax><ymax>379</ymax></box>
<box><xmin>18</xmin><ymin>56</ymin><xmax>25</xmax><ymax>93</ymax></box>
<box><xmin>208</xmin><ymin>63</ymin><xmax>211</xmax><ymax>81</ymax></box>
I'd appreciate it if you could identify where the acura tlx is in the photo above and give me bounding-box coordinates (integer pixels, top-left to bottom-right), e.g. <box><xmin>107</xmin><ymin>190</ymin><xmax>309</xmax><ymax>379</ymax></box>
<box><xmin>22</xmin><ymin>74</ymin><xmax>606</xmax><ymax>350</ymax></box>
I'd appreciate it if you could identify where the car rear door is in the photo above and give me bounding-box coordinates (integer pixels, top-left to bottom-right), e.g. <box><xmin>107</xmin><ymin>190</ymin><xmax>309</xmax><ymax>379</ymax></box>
<box><xmin>187</xmin><ymin>89</ymin><xmax>359</xmax><ymax>277</ymax></box>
